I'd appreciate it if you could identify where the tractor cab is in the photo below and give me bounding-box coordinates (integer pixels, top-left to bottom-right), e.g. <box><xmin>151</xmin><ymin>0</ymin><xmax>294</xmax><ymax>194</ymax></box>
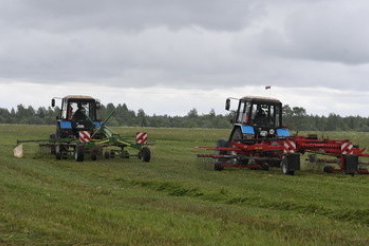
<box><xmin>52</xmin><ymin>95</ymin><xmax>102</xmax><ymax>138</ymax></box>
<box><xmin>226</xmin><ymin>96</ymin><xmax>290</xmax><ymax>142</ymax></box>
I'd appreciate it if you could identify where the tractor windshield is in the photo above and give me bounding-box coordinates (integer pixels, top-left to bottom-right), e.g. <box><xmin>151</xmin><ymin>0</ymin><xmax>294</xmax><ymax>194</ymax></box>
<box><xmin>61</xmin><ymin>100</ymin><xmax>96</xmax><ymax>121</ymax></box>
<box><xmin>250</xmin><ymin>103</ymin><xmax>281</xmax><ymax>128</ymax></box>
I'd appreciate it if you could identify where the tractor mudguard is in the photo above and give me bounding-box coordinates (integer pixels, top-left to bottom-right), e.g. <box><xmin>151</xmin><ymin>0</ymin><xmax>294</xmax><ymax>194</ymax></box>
<box><xmin>59</xmin><ymin>121</ymin><xmax>72</xmax><ymax>129</ymax></box>
<box><xmin>93</xmin><ymin>121</ymin><xmax>103</xmax><ymax>128</ymax></box>
<box><xmin>276</xmin><ymin>128</ymin><xmax>290</xmax><ymax>137</ymax></box>
<box><xmin>241</xmin><ymin>125</ymin><xmax>255</xmax><ymax>134</ymax></box>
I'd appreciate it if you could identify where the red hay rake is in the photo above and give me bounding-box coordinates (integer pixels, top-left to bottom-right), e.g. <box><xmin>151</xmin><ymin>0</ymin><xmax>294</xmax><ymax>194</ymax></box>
<box><xmin>197</xmin><ymin>135</ymin><xmax>369</xmax><ymax>175</ymax></box>
<box><xmin>196</xmin><ymin>96</ymin><xmax>369</xmax><ymax>175</ymax></box>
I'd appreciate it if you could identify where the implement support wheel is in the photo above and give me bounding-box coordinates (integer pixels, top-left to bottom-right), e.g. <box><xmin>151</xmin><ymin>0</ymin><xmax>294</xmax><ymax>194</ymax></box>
<box><xmin>281</xmin><ymin>154</ymin><xmax>300</xmax><ymax>176</ymax></box>
<box><xmin>75</xmin><ymin>145</ymin><xmax>85</xmax><ymax>162</ymax></box>
<box><xmin>139</xmin><ymin>147</ymin><xmax>151</xmax><ymax>162</ymax></box>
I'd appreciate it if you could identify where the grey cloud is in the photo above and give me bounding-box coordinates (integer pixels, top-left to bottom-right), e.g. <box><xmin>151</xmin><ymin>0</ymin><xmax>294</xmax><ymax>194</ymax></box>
<box><xmin>0</xmin><ymin>0</ymin><xmax>263</xmax><ymax>31</ymax></box>
<box><xmin>257</xmin><ymin>0</ymin><xmax>369</xmax><ymax>65</ymax></box>
<box><xmin>0</xmin><ymin>0</ymin><xmax>369</xmax><ymax>94</ymax></box>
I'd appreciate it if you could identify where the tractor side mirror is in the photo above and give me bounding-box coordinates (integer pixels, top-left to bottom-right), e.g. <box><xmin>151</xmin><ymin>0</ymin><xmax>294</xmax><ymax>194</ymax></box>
<box><xmin>51</xmin><ymin>98</ymin><xmax>55</xmax><ymax>107</ymax></box>
<box><xmin>225</xmin><ymin>98</ymin><xmax>231</xmax><ymax>111</ymax></box>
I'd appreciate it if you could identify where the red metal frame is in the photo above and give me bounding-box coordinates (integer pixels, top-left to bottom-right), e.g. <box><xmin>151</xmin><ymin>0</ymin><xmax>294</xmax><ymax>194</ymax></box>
<box><xmin>197</xmin><ymin>135</ymin><xmax>369</xmax><ymax>174</ymax></box>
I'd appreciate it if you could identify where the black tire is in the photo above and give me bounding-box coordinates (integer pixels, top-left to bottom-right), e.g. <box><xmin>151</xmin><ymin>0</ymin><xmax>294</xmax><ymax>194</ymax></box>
<box><xmin>75</xmin><ymin>145</ymin><xmax>85</xmax><ymax>162</ymax></box>
<box><xmin>281</xmin><ymin>157</ymin><xmax>294</xmax><ymax>175</ymax></box>
<box><xmin>214</xmin><ymin>161</ymin><xmax>224</xmax><ymax>171</ymax></box>
<box><xmin>50</xmin><ymin>134</ymin><xmax>57</xmax><ymax>154</ymax></box>
<box><xmin>55</xmin><ymin>152</ymin><xmax>62</xmax><ymax>160</ymax></box>
<box><xmin>260</xmin><ymin>162</ymin><xmax>269</xmax><ymax>171</ymax></box>
<box><xmin>62</xmin><ymin>151</ymin><xmax>68</xmax><ymax>159</ymax></box>
<box><xmin>229</xmin><ymin>128</ymin><xmax>249</xmax><ymax>165</ymax></box>
<box><xmin>104</xmin><ymin>151</ymin><xmax>110</xmax><ymax>159</ymax></box>
<box><xmin>122</xmin><ymin>151</ymin><xmax>130</xmax><ymax>159</ymax></box>
<box><xmin>215</xmin><ymin>139</ymin><xmax>228</xmax><ymax>155</ymax></box>
<box><xmin>55</xmin><ymin>145</ymin><xmax>61</xmax><ymax>160</ymax></box>
<box><xmin>323</xmin><ymin>165</ymin><xmax>334</xmax><ymax>173</ymax></box>
<box><xmin>308</xmin><ymin>154</ymin><xmax>318</xmax><ymax>163</ymax></box>
<box><xmin>139</xmin><ymin>147</ymin><xmax>151</xmax><ymax>162</ymax></box>
<box><xmin>230</xmin><ymin>127</ymin><xmax>243</xmax><ymax>143</ymax></box>
<box><xmin>110</xmin><ymin>150</ymin><xmax>115</xmax><ymax>159</ymax></box>
<box><xmin>214</xmin><ymin>139</ymin><xmax>227</xmax><ymax>171</ymax></box>
<box><xmin>91</xmin><ymin>152</ymin><xmax>97</xmax><ymax>161</ymax></box>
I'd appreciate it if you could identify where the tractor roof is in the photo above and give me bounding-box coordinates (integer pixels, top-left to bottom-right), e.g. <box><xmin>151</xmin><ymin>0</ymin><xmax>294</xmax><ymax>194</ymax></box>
<box><xmin>240</xmin><ymin>96</ymin><xmax>281</xmax><ymax>104</ymax></box>
<box><xmin>63</xmin><ymin>95</ymin><xmax>96</xmax><ymax>100</ymax></box>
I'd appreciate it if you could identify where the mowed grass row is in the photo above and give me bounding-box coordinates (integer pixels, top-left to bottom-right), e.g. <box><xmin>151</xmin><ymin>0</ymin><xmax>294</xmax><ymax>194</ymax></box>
<box><xmin>1</xmin><ymin>125</ymin><xmax>369</xmax><ymax>245</ymax></box>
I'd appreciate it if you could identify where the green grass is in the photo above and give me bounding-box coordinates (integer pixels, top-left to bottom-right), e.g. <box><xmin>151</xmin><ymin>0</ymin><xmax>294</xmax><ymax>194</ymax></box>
<box><xmin>1</xmin><ymin>125</ymin><xmax>369</xmax><ymax>245</ymax></box>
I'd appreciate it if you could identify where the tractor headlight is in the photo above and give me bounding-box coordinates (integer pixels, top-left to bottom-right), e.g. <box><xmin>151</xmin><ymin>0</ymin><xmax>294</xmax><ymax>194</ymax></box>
<box><xmin>269</xmin><ymin>129</ymin><xmax>275</xmax><ymax>135</ymax></box>
<box><xmin>260</xmin><ymin>131</ymin><xmax>267</xmax><ymax>137</ymax></box>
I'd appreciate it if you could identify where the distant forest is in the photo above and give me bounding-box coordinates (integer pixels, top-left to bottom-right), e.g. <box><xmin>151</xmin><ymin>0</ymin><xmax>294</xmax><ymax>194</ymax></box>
<box><xmin>1</xmin><ymin>103</ymin><xmax>369</xmax><ymax>131</ymax></box>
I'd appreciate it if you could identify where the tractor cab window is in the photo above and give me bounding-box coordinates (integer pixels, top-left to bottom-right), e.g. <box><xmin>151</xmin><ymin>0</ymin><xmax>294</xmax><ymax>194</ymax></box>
<box><xmin>61</xmin><ymin>100</ymin><xmax>69</xmax><ymax>120</ymax></box>
<box><xmin>249</xmin><ymin>103</ymin><xmax>282</xmax><ymax>128</ymax></box>
<box><xmin>250</xmin><ymin>103</ymin><xmax>273</xmax><ymax>127</ymax></box>
<box><xmin>61</xmin><ymin>100</ymin><xmax>95</xmax><ymax>121</ymax></box>
<box><xmin>237</xmin><ymin>101</ymin><xmax>251</xmax><ymax>124</ymax></box>
<box><xmin>250</xmin><ymin>104</ymin><xmax>265</xmax><ymax>126</ymax></box>
<box><xmin>274</xmin><ymin>105</ymin><xmax>281</xmax><ymax>128</ymax></box>
<box><xmin>71</xmin><ymin>102</ymin><xmax>89</xmax><ymax>121</ymax></box>
<box><xmin>267</xmin><ymin>104</ymin><xmax>282</xmax><ymax>128</ymax></box>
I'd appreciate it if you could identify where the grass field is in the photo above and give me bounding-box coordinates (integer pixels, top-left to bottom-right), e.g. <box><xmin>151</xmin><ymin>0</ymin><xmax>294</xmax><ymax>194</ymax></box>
<box><xmin>1</xmin><ymin>125</ymin><xmax>369</xmax><ymax>245</ymax></box>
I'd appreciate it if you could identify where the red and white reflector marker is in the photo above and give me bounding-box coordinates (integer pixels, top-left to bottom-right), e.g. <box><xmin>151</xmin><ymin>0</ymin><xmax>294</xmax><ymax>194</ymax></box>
<box><xmin>284</xmin><ymin>139</ymin><xmax>296</xmax><ymax>153</ymax></box>
<box><xmin>79</xmin><ymin>131</ymin><xmax>91</xmax><ymax>143</ymax></box>
<box><xmin>341</xmin><ymin>142</ymin><xmax>353</xmax><ymax>154</ymax></box>
<box><xmin>136</xmin><ymin>132</ymin><xmax>148</xmax><ymax>144</ymax></box>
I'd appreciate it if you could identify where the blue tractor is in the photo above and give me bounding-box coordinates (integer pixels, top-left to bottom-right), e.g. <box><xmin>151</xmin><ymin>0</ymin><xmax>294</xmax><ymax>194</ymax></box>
<box><xmin>226</xmin><ymin>96</ymin><xmax>290</xmax><ymax>144</ymax></box>
<box><xmin>51</xmin><ymin>95</ymin><xmax>103</xmax><ymax>139</ymax></box>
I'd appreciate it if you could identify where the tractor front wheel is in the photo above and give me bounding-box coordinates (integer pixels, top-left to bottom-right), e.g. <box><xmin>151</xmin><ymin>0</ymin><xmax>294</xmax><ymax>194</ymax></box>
<box><xmin>75</xmin><ymin>145</ymin><xmax>85</xmax><ymax>162</ymax></box>
<box><xmin>230</xmin><ymin>127</ymin><xmax>243</xmax><ymax>143</ymax></box>
<box><xmin>139</xmin><ymin>147</ymin><xmax>151</xmax><ymax>162</ymax></box>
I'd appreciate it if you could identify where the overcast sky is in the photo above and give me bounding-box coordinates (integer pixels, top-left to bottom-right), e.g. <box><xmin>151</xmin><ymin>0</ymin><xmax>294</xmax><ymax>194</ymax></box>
<box><xmin>1</xmin><ymin>0</ymin><xmax>369</xmax><ymax>116</ymax></box>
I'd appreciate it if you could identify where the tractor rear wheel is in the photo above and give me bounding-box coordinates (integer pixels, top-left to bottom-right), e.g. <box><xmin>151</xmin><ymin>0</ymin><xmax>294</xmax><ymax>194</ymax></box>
<box><xmin>215</xmin><ymin>139</ymin><xmax>228</xmax><ymax>155</ymax></box>
<box><xmin>229</xmin><ymin>128</ymin><xmax>250</xmax><ymax>165</ymax></box>
<box><xmin>75</xmin><ymin>145</ymin><xmax>85</xmax><ymax>162</ymax></box>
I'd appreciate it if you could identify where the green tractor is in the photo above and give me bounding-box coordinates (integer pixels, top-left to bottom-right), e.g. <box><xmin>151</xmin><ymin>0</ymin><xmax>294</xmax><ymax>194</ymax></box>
<box><xmin>16</xmin><ymin>95</ymin><xmax>151</xmax><ymax>162</ymax></box>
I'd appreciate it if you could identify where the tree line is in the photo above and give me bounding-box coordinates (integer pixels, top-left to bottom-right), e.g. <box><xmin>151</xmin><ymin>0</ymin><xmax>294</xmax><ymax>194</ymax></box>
<box><xmin>1</xmin><ymin>103</ymin><xmax>369</xmax><ymax>131</ymax></box>
<box><xmin>282</xmin><ymin>105</ymin><xmax>369</xmax><ymax>132</ymax></box>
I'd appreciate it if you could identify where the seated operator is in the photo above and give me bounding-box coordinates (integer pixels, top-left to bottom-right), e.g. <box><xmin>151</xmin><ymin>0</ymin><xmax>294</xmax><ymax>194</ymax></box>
<box><xmin>72</xmin><ymin>103</ymin><xmax>87</xmax><ymax>122</ymax></box>
<box><xmin>254</xmin><ymin>108</ymin><xmax>267</xmax><ymax>126</ymax></box>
